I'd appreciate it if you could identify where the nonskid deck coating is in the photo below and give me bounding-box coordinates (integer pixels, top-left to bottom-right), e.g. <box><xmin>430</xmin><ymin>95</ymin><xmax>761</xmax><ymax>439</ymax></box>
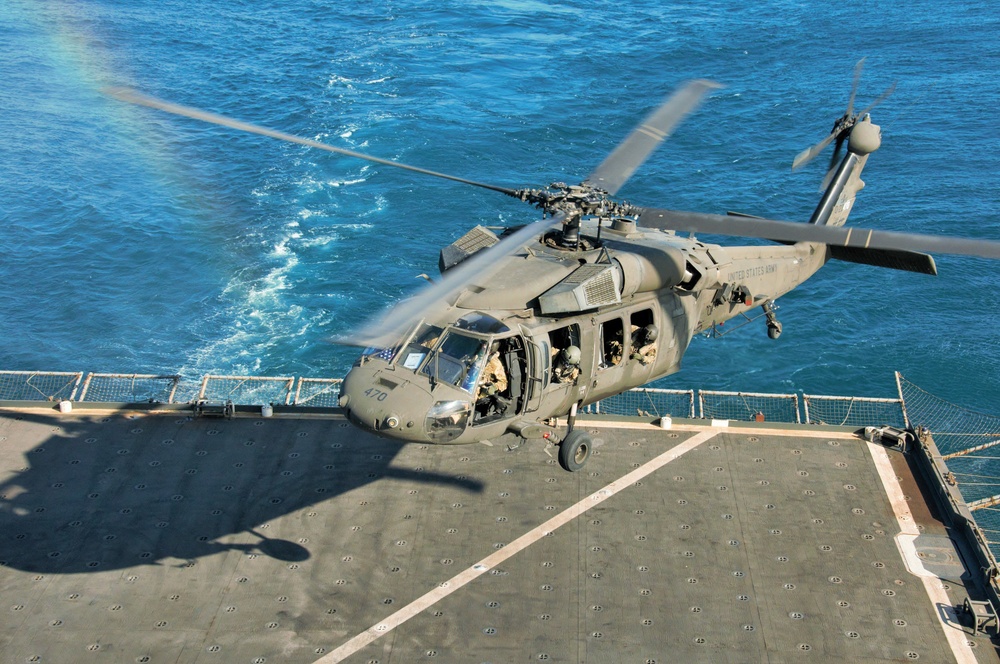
<box><xmin>0</xmin><ymin>409</ymin><xmax>994</xmax><ymax>663</ymax></box>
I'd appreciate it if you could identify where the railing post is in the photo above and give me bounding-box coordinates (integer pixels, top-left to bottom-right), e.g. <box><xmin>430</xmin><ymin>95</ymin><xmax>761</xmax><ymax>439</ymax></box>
<box><xmin>895</xmin><ymin>371</ymin><xmax>911</xmax><ymax>430</ymax></box>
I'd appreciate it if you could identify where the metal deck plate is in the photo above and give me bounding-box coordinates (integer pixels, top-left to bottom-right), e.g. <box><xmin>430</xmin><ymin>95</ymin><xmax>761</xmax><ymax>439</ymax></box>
<box><xmin>0</xmin><ymin>410</ymin><xmax>993</xmax><ymax>663</ymax></box>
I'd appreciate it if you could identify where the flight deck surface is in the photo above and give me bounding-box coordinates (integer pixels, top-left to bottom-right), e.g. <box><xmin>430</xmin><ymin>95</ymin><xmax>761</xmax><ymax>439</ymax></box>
<box><xmin>0</xmin><ymin>408</ymin><xmax>996</xmax><ymax>663</ymax></box>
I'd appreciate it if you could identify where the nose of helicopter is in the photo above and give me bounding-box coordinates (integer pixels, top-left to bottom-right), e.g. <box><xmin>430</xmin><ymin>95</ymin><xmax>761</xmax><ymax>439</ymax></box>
<box><xmin>339</xmin><ymin>362</ymin><xmax>471</xmax><ymax>444</ymax></box>
<box><xmin>339</xmin><ymin>363</ymin><xmax>428</xmax><ymax>440</ymax></box>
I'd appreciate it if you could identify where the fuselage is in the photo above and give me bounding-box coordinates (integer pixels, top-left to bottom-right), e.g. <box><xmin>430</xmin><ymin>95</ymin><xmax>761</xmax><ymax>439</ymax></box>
<box><xmin>339</xmin><ymin>218</ymin><xmax>828</xmax><ymax>445</ymax></box>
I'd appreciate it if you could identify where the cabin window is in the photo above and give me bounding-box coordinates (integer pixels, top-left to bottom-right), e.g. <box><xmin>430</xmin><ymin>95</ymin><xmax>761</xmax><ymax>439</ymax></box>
<box><xmin>630</xmin><ymin>309</ymin><xmax>658</xmax><ymax>366</ymax></box>
<box><xmin>600</xmin><ymin>318</ymin><xmax>624</xmax><ymax>368</ymax></box>
<box><xmin>549</xmin><ymin>324</ymin><xmax>581</xmax><ymax>384</ymax></box>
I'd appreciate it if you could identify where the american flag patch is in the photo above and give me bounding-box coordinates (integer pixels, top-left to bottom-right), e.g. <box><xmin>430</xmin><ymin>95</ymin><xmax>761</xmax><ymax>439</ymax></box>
<box><xmin>366</xmin><ymin>347</ymin><xmax>395</xmax><ymax>361</ymax></box>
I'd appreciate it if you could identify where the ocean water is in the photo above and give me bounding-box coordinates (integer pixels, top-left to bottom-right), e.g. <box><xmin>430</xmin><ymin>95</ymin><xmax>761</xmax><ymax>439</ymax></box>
<box><xmin>2</xmin><ymin>0</ymin><xmax>998</xmax><ymax>410</ymax></box>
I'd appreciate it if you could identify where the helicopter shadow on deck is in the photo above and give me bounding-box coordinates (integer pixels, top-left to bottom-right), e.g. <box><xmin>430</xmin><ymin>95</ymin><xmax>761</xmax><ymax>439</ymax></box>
<box><xmin>0</xmin><ymin>409</ymin><xmax>483</xmax><ymax>574</ymax></box>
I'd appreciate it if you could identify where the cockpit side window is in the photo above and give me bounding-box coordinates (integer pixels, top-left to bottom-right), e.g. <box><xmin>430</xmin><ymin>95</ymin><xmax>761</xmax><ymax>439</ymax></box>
<box><xmin>420</xmin><ymin>332</ymin><xmax>487</xmax><ymax>391</ymax></box>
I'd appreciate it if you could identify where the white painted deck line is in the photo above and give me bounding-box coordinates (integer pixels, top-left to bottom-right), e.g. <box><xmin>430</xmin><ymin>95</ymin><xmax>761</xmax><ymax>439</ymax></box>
<box><xmin>869</xmin><ymin>441</ymin><xmax>977</xmax><ymax>664</ymax></box>
<box><xmin>317</xmin><ymin>428</ymin><xmax>721</xmax><ymax>663</ymax></box>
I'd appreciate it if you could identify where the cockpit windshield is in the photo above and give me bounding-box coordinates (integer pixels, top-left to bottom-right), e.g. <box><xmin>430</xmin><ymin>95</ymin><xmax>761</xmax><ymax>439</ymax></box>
<box><xmin>361</xmin><ymin>322</ymin><xmax>443</xmax><ymax>366</ymax></box>
<box><xmin>392</xmin><ymin>323</ymin><xmax>444</xmax><ymax>370</ymax></box>
<box><xmin>360</xmin><ymin>320</ymin><xmax>497</xmax><ymax>395</ymax></box>
<box><xmin>420</xmin><ymin>331</ymin><xmax>488</xmax><ymax>392</ymax></box>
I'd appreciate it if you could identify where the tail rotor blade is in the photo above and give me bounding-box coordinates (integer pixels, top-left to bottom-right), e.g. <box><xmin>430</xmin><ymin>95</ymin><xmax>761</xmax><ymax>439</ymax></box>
<box><xmin>792</xmin><ymin>132</ymin><xmax>837</xmax><ymax>171</ymax></box>
<box><xmin>818</xmin><ymin>135</ymin><xmax>847</xmax><ymax>190</ymax></box>
<box><xmin>846</xmin><ymin>57</ymin><xmax>866</xmax><ymax>116</ymax></box>
<box><xmin>856</xmin><ymin>81</ymin><xmax>897</xmax><ymax>118</ymax></box>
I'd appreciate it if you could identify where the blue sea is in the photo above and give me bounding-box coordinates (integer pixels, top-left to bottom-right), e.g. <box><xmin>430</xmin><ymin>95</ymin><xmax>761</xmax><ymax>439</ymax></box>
<box><xmin>2</xmin><ymin>0</ymin><xmax>998</xmax><ymax>410</ymax></box>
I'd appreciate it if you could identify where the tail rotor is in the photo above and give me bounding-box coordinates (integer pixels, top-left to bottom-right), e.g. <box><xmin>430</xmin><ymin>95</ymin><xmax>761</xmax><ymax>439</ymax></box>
<box><xmin>792</xmin><ymin>57</ymin><xmax>896</xmax><ymax>183</ymax></box>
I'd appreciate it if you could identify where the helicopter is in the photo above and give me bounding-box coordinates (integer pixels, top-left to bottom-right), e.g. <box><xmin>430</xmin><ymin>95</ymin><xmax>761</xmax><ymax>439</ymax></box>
<box><xmin>108</xmin><ymin>62</ymin><xmax>1000</xmax><ymax>472</ymax></box>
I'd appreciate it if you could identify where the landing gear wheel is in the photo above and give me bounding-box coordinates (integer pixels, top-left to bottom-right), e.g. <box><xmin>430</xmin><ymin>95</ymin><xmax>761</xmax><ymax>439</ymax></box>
<box><xmin>559</xmin><ymin>430</ymin><xmax>592</xmax><ymax>472</ymax></box>
<box><xmin>763</xmin><ymin>300</ymin><xmax>782</xmax><ymax>339</ymax></box>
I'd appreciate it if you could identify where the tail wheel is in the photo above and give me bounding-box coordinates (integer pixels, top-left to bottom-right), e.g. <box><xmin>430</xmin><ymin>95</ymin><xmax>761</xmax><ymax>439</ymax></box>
<box><xmin>559</xmin><ymin>430</ymin><xmax>592</xmax><ymax>472</ymax></box>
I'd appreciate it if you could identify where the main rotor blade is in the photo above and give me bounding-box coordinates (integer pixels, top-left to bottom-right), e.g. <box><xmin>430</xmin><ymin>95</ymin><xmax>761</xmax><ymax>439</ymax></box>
<box><xmin>583</xmin><ymin>79</ymin><xmax>722</xmax><ymax>196</ymax></box>
<box><xmin>336</xmin><ymin>213</ymin><xmax>566</xmax><ymax>348</ymax></box>
<box><xmin>104</xmin><ymin>87</ymin><xmax>518</xmax><ymax>197</ymax></box>
<box><xmin>638</xmin><ymin>208</ymin><xmax>1000</xmax><ymax>261</ymax></box>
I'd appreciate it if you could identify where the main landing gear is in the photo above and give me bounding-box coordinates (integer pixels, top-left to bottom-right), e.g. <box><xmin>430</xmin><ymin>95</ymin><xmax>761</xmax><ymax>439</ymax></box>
<box><xmin>559</xmin><ymin>430</ymin><xmax>592</xmax><ymax>472</ymax></box>
<box><xmin>763</xmin><ymin>300</ymin><xmax>782</xmax><ymax>340</ymax></box>
<box><xmin>511</xmin><ymin>403</ymin><xmax>592</xmax><ymax>472</ymax></box>
<box><xmin>558</xmin><ymin>402</ymin><xmax>592</xmax><ymax>472</ymax></box>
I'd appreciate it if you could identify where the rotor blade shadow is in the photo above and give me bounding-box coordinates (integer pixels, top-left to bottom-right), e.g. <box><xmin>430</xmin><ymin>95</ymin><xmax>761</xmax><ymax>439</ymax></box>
<box><xmin>0</xmin><ymin>409</ymin><xmax>482</xmax><ymax>573</ymax></box>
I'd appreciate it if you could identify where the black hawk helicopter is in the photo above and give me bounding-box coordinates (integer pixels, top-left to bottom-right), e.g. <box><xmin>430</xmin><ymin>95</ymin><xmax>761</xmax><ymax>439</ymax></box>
<box><xmin>108</xmin><ymin>63</ymin><xmax>1000</xmax><ymax>472</ymax></box>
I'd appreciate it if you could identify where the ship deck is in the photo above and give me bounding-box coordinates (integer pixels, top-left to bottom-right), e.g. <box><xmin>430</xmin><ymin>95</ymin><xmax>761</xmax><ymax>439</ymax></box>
<box><xmin>1</xmin><ymin>407</ymin><xmax>998</xmax><ymax>663</ymax></box>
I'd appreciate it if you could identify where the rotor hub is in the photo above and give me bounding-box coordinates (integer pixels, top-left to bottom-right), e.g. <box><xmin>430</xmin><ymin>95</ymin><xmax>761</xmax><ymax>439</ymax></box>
<box><xmin>515</xmin><ymin>182</ymin><xmax>639</xmax><ymax>216</ymax></box>
<box><xmin>512</xmin><ymin>183</ymin><xmax>640</xmax><ymax>248</ymax></box>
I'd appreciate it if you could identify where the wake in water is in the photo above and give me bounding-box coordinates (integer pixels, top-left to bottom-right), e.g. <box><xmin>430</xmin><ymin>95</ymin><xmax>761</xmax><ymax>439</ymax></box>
<box><xmin>1</xmin><ymin>0</ymin><xmax>998</xmax><ymax>409</ymax></box>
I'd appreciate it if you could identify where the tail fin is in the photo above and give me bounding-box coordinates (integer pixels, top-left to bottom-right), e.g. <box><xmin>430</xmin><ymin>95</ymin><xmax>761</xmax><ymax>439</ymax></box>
<box><xmin>807</xmin><ymin>116</ymin><xmax>937</xmax><ymax>275</ymax></box>
<box><xmin>807</xmin><ymin>116</ymin><xmax>880</xmax><ymax>228</ymax></box>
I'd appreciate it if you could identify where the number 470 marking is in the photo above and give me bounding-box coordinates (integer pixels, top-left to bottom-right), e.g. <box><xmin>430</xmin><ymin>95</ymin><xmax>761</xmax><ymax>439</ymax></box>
<box><xmin>364</xmin><ymin>388</ymin><xmax>388</xmax><ymax>401</ymax></box>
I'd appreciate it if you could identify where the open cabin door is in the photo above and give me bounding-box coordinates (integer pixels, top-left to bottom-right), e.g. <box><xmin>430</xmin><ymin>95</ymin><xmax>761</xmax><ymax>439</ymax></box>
<box><xmin>470</xmin><ymin>332</ymin><xmax>532</xmax><ymax>426</ymax></box>
<box><xmin>518</xmin><ymin>325</ymin><xmax>547</xmax><ymax>415</ymax></box>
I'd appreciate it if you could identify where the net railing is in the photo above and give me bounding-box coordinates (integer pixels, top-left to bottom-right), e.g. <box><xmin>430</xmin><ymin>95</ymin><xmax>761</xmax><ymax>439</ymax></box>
<box><xmin>198</xmin><ymin>375</ymin><xmax>295</xmax><ymax>406</ymax></box>
<box><xmin>583</xmin><ymin>390</ymin><xmax>903</xmax><ymax>425</ymax></box>
<box><xmin>0</xmin><ymin>373</ymin><xmax>339</xmax><ymax>407</ymax></box>
<box><xmin>898</xmin><ymin>372</ymin><xmax>1000</xmax><ymax>458</ymax></box>
<box><xmin>897</xmin><ymin>372</ymin><xmax>1000</xmax><ymax>558</ymax></box>
<box><xmin>803</xmin><ymin>394</ymin><xmax>906</xmax><ymax>428</ymax></box>
<box><xmin>0</xmin><ymin>371</ymin><xmax>83</xmax><ymax>401</ymax></box>
<box><xmin>293</xmin><ymin>378</ymin><xmax>344</xmax><ymax>407</ymax></box>
<box><xmin>699</xmin><ymin>390</ymin><xmax>799</xmax><ymax>423</ymax></box>
<box><xmin>582</xmin><ymin>388</ymin><xmax>695</xmax><ymax>418</ymax></box>
<box><xmin>78</xmin><ymin>373</ymin><xmax>181</xmax><ymax>403</ymax></box>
